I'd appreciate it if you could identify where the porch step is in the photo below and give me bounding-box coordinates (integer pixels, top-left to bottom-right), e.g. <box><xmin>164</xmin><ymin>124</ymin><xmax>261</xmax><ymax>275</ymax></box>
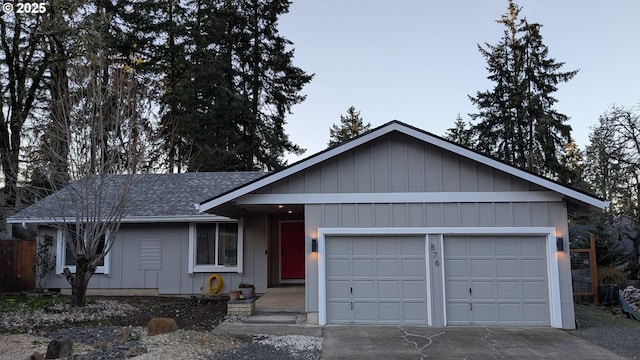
<box><xmin>244</xmin><ymin>312</ymin><xmax>300</xmax><ymax>324</ymax></box>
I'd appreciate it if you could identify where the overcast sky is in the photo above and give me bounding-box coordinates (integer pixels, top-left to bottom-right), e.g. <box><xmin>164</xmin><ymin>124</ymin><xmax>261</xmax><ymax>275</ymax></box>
<box><xmin>277</xmin><ymin>0</ymin><xmax>640</xmax><ymax>163</ymax></box>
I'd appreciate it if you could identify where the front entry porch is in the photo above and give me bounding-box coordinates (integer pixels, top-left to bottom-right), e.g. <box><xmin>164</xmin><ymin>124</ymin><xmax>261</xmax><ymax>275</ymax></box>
<box><xmin>255</xmin><ymin>286</ymin><xmax>304</xmax><ymax>313</ymax></box>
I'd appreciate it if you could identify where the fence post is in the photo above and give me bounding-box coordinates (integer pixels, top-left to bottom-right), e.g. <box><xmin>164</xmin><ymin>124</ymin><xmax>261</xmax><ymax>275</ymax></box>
<box><xmin>590</xmin><ymin>233</ymin><xmax>599</xmax><ymax>304</ymax></box>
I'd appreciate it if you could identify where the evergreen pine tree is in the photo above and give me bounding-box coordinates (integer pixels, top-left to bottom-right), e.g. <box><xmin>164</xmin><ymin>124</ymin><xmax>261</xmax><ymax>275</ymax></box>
<box><xmin>129</xmin><ymin>0</ymin><xmax>191</xmax><ymax>172</ymax></box>
<box><xmin>469</xmin><ymin>0</ymin><xmax>578</xmax><ymax>180</ymax></box>
<box><xmin>444</xmin><ymin>114</ymin><xmax>473</xmax><ymax>147</ymax></box>
<box><xmin>154</xmin><ymin>0</ymin><xmax>312</xmax><ymax>171</ymax></box>
<box><xmin>328</xmin><ymin>106</ymin><xmax>371</xmax><ymax>146</ymax></box>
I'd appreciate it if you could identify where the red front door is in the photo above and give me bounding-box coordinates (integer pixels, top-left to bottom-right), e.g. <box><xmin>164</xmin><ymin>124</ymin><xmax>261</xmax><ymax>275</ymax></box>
<box><xmin>280</xmin><ymin>221</ymin><xmax>305</xmax><ymax>280</ymax></box>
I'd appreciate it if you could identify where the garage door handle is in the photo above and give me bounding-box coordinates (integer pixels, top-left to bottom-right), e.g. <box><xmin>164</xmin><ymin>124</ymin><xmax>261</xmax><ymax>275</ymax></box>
<box><xmin>470</xmin><ymin>303</ymin><xmax>473</xmax><ymax>311</ymax></box>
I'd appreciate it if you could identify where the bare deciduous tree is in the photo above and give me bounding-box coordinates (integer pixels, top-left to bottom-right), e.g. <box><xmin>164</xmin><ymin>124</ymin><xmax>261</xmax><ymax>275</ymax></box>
<box><xmin>584</xmin><ymin>104</ymin><xmax>640</xmax><ymax>276</ymax></box>
<box><xmin>29</xmin><ymin>8</ymin><xmax>154</xmax><ymax>305</ymax></box>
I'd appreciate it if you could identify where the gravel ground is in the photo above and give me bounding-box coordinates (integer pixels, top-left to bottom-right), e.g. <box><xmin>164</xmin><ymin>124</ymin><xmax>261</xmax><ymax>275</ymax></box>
<box><xmin>0</xmin><ymin>326</ymin><xmax>323</xmax><ymax>360</ymax></box>
<box><xmin>0</xmin><ymin>296</ymin><xmax>321</xmax><ymax>360</ymax></box>
<box><xmin>569</xmin><ymin>303</ymin><xmax>640</xmax><ymax>359</ymax></box>
<box><xmin>9</xmin><ymin>296</ymin><xmax>639</xmax><ymax>359</ymax></box>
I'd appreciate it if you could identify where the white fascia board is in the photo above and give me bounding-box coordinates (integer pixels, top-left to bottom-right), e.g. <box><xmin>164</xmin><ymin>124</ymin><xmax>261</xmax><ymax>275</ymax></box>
<box><xmin>8</xmin><ymin>214</ymin><xmax>235</xmax><ymax>225</ymax></box>
<box><xmin>318</xmin><ymin>226</ymin><xmax>557</xmax><ymax>236</ymax></box>
<box><xmin>237</xmin><ymin>191</ymin><xmax>563</xmax><ymax>205</ymax></box>
<box><xmin>198</xmin><ymin>125</ymin><xmax>400</xmax><ymax>213</ymax></box>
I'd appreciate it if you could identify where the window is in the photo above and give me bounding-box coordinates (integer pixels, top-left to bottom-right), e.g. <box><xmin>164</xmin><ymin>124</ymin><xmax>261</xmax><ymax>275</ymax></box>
<box><xmin>56</xmin><ymin>225</ymin><xmax>111</xmax><ymax>275</ymax></box>
<box><xmin>189</xmin><ymin>221</ymin><xmax>242</xmax><ymax>273</ymax></box>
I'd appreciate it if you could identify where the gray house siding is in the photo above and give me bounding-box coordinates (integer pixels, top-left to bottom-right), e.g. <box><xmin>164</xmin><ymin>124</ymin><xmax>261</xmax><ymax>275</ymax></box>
<box><xmin>307</xmin><ymin>202</ymin><xmax>564</xmax><ymax>229</ymax></box>
<box><xmin>244</xmin><ymin>132</ymin><xmax>573</xmax><ymax>327</ymax></box>
<box><xmin>39</xmin><ymin>215</ymin><xmax>269</xmax><ymax>295</ymax></box>
<box><xmin>259</xmin><ymin>133</ymin><xmax>545</xmax><ymax>195</ymax></box>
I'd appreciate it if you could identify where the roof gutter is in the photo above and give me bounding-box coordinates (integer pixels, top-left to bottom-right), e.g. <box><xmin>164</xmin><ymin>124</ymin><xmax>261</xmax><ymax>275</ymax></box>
<box><xmin>7</xmin><ymin>214</ymin><xmax>236</xmax><ymax>225</ymax></box>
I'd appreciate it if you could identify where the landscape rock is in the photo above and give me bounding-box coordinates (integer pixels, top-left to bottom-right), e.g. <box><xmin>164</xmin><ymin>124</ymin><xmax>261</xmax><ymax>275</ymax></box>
<box><xmin>147</xmin><ymin>318</ymin><xmax>178</xmax><ymax>336</ymax></box>
<box><xmin>26</xmin><ymin>351</ymin><xmax>45</xmax><ymax>360</ymax></box>
<box><xmin>45</xmin><ymin>338</ymin><xmax>73</xmax><ymax>359</ymax></box>
<box><xmin>46</xmin><ymin>326</ymin><xmax>147</xmax><ymax>359</ymax></box>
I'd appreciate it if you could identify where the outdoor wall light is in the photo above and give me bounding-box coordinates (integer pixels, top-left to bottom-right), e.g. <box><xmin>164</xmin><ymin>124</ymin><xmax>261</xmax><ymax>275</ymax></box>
<box><xmin>311</xmin><ymin>238</ymin><xmax>318</xmax><ymax>252</ymax></box>
<box><xmin>556</xmin><ymin>237</ymin><xmax>564</xmax><ymax>252</ymax></box>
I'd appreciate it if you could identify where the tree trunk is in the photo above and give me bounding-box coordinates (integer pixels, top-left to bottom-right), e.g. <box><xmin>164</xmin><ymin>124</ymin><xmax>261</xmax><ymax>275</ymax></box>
<box><xmin>64</xmin><ymin>257</ymin><xmax>94</xmax><ymax>307</ymax></box>
<box><xmin>70</xmin><ymin>278</ymin><xmax>88</xmax><ymax>308</ymax></box>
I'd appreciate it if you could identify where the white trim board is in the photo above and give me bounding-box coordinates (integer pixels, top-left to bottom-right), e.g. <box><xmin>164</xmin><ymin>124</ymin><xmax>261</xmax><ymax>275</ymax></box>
<box><xmin>199</xmin><ymin>121</ymin><xmax>608</xmax><ymax>213</ymax></box>
<box><xmin>317</xmin><ymin>227</ymin><xmax>562</xmax><ymax>328</ymax></box>
<box><xmin>237</xmin><ymin>191</ymin><xmax>563</xmax><ymax>205</ymax></box>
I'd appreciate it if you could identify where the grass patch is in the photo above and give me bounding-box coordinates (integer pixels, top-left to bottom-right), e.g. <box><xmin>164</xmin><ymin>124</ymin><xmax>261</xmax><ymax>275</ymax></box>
<box><xmin>574</xmin><ymin>303</ymin><xmax>640</xmax><ymax>330</ymax></box>
<box><xmin>0</xmin><ymin>295</ymin><xmax>67</xmax><ymax>315</ymax></box>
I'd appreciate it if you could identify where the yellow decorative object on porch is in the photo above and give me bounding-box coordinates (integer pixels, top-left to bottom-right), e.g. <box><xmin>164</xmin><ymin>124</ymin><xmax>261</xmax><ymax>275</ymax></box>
<box><xmin>207</xmin><ymin>274</ymin><xmax>224</xmax><ymax>296</ymax></box>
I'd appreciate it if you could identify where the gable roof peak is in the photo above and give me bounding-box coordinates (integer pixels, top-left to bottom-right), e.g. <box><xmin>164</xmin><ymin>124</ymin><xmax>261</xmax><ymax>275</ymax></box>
<box><xmin>199</xmin><ymin>121</ymin><xmax>608</xmax><ymax>213</ymax></box>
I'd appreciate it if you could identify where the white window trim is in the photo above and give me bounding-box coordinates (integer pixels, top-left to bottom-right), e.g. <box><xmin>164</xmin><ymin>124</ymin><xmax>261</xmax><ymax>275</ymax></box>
<box><xmin>188</xmin><ymin>219</ymin><xmax>243</xmax><ymax>274</ymax></box>
<box><xmin>56</xmin><ymin>228</ymin><xmax>111</xmax><ymax>275</ymax></box>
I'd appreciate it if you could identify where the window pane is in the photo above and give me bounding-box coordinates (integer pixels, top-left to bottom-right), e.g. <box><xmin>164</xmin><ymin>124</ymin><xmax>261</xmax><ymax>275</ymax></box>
<box><xmin>64</xmin><ymin>226</ymin><xmax>77</xmax><ymax>266</ymax></box>
<box><xmin>65</xmin><ymin>245</ymin><xmax>77</xmax><ymax>266</ymax></box>
<box><xmin>196</xmin><ymin>224</ymin><xmax>216</xmax><ymax>265</ymax></box>
<box><xmin>218</xmin><ymin>223</ymin><xmax>238</xmax><ymax>266</ymax></box>
<box><xmin>96</xmin><ymin>237</ymin><xmax>105</xmax><ymax>267</ymax></box>
<box><xmin>64</xmin><ymin>225</ymin><xmax>106</xmax><ymax>267</ymax></box>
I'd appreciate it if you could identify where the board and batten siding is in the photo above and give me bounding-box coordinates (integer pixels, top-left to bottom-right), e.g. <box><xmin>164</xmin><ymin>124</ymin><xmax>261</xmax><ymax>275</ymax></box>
<box><xmin>307</xmin><ymin>202</ymin><xmax>566</xmax><ymax>229</ymax></box>
<box><xmin>41</xmin><ymin>214</ymin><xmax>268</xmax><ymax>295</ymax></box>
<box><xmin>259</xmin><ymin>132</ymin><xmax>576</xmax><ymax>327</ymax></box>
<box><xmin>259</xmin><ymin>133</ymin><xmax>546</xmax><ymax>195</ymax></box>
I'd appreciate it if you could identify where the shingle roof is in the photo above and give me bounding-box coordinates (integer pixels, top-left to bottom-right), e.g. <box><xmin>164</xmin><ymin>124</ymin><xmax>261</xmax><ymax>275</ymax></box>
<box><xmin>7</xmin><ymin>172</ymin><xmax>266</xmax><ymax>223</ymax></box>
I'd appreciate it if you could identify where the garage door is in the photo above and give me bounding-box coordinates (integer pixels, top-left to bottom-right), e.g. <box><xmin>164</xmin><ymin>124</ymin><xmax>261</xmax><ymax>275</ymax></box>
<box><xmin>326</xmin><ymin>236</ymin><xmax>427</xmax><ymax>324</ymax></box>
<box><xmin>444</xmin><ymin>235</ymin><xmax>550</xmax><ymax>326</ymax></box>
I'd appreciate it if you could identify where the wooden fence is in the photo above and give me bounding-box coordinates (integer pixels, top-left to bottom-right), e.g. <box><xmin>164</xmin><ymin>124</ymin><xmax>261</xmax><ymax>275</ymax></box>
<box><xmin>0</xmin><ymin>240</ymin><xmax>36</xmax><ymax>292</ymax></box>
<box><xmin>571</xmin><ymin>233</ymin><xmax>599</xmax><ymax>304</ymax></box>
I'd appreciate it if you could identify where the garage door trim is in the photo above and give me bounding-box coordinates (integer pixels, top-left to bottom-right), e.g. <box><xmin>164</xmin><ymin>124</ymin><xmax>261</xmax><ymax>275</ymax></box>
<box><xmin>317</xmin><ymin>227</ymin><xmax>561</xmax><ymax>327</ymax></box>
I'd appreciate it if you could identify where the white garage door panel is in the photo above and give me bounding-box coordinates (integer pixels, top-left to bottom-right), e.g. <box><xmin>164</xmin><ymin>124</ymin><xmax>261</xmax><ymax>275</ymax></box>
<box><xmin>444</xmin><ymin>235</ymin><xmax>550</xmax><ymax>326</ymax></box>
<box><xmin>326</xmin><ymin>236</ymin><xmax>427</xmax><ymax>324</ymax></box>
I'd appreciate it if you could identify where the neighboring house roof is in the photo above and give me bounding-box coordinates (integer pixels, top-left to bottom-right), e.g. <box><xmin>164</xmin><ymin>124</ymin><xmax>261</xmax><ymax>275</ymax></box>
<box><xmin>199</xmin><ymin>120</ymin><xmax>609</xmax><ymax>214</ymax></box>
<box><xmin>8</xmin><ymin>172</ymin><xmax>266</xmax><ymax>224</ymax></box>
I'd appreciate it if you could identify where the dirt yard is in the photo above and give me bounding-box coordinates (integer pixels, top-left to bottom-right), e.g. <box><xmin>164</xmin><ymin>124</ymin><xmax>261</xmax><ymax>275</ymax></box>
<box><xmin>106</xmin><ymin>295</ymin><xmax>228</xmax><ymax>331</ymax></box>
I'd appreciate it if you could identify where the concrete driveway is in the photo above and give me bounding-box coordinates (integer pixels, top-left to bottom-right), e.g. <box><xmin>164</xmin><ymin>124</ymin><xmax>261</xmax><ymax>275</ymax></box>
<box><xmin>322</xmin><ymin>325</ymin><xmax>626</xmax><ymax>359</ymax></box>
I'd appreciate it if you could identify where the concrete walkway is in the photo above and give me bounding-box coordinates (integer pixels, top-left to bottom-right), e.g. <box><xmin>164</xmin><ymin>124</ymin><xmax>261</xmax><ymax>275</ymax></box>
<box><xmin>254</xmin><ymin>286</ymin><xmax>304</xmax><ymax>313</ymax></box>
